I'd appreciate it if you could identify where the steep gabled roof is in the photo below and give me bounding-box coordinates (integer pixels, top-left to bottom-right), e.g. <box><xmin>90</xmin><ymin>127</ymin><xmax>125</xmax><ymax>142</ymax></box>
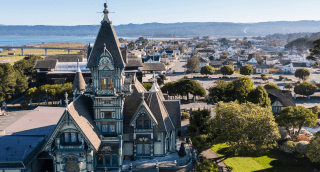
<box><xmin>87</xmin><ymin>22</ymin><xmax>125</xmax><ymax>68</ymax></box>
<box><xmin>129</xmin><ymin>100</ymin><xmax>158</xmax><ymax>126</ymax></box>
<box><xmin>72</xmin><ymin>68</ymin><xmax>86</xmax><ymax>91</ymax></box>
<box><xmin>142</xmin><ymin>63</ymin><xmax>166</xmax><ymax>71</ymax></box>
<box><xmin>266</xmin><ymin>89</ymin><xmax>296</xmax><ymax>107</ymax></box>
<box><xmin>67</xmin><ymin>95</ymin><xmax>101</xmax><ymax>150</ymax></box>
<box><xmin>44</xmin><ymin>54</ymin><xmax>85</xmax><ymax>62</ymax></box>
<box><xmin>146</xmin><ymin>92</ymin><xmax>175</xmax><ymax>132</ymax></box>
<box><xmin>163</xmin><ymin>100</ymin><xmax>181</xmax><ymax>129</ymax></box>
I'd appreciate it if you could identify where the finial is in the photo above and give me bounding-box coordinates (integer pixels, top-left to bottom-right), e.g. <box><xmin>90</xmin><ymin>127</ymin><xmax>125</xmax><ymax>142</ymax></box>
<box><xmin>77</xmin><ymin>59</ymin><xmax>80</xmax><ymax>72</ymax></box>
<box><xmin>142</xmin><ymin>92</ymin><xmax>145</xmax><ymax>101</ymax></box>
<box><xmin>153</xmin><ymin>71</ymin><xmax>156</xmax><ymax>83</ymax></box>
<box><xmin>64</xmin><ymin>92</ymin><xmax>69</xmax><ymax>107</ymax></box>
<box><xmin>102</xmin><ymin>3</ymin><xmax>111</xmax><ymax>23</ymax></box>
<box><xmin>104</xmin><ymin>43</ymin><xmax>106</xmax><ymax>54</ymax></box>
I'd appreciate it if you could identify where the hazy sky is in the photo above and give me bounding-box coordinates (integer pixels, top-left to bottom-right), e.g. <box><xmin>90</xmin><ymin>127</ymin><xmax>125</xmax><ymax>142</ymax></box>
<box><xmin>1</xmin><ymin>0</ymin><xmax>320</xmax><ymax>26</ymax></box>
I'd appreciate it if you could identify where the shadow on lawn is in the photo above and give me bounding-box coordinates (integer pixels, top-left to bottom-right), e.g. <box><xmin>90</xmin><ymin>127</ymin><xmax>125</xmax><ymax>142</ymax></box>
<box><xmin>216</xmin><ymin>147</ymin><xmax>320</xmax><ymax>172</ymax></box>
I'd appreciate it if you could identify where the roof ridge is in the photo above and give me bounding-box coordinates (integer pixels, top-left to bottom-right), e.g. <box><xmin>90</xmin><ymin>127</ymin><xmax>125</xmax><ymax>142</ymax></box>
<box><xmin>156</xmin><ymin>92</ymin><xmax>175</xmax><ymax>131</ymax></box>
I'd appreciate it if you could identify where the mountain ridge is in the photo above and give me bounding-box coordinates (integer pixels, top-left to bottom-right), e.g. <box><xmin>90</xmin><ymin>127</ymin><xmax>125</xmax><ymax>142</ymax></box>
<box><xmin>1</xmin><ymin>20</ymin><xmax>320</xmax><ymax>37</ymax></box>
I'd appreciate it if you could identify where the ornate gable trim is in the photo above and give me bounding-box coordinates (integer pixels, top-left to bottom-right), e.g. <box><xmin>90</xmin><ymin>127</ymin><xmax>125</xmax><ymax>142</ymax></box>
<box><xmin>42</xmin><ymin>111</ymin><xmax>96</xmax><ymax>152</ymax></box>
<box><xmin>129</xmin><ymin>104</ymin><xmax>157</xmax><ymax>128</ymax></box>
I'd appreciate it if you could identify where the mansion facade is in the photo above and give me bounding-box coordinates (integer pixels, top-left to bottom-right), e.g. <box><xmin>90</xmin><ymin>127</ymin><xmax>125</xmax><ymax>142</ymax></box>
<box><xmin>40</xmin><ymin>3</ymin><xmax>181</xmax><ymax>172</ymax></box>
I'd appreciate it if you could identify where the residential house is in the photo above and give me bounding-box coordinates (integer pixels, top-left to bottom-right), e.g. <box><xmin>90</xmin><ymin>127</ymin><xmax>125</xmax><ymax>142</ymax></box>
<box><xmin>255</xmin><ymin>64</ymin><xmax>270</xmax><ymax>74</ymax></box>
<box><xmin>265</xmin><ymin>57</ymin><xmax>279</xmax><ymax>65</ymax></box>
<box><xmin>266</xmin><ymin>89</ymin><xmax>296</xmax><ymax>115</ymax></box>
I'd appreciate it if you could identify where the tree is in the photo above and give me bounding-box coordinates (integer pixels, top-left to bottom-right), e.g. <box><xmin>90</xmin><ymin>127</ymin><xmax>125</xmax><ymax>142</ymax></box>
<box><xmin>308</xmin><ymin>39</ymin><xmax>320</xmax><ymax>61</ymax></box>
<box><xmin>127</xmin><ymin>41</ymin><xmax>136</xmax><ymax>50</ymax></box>
<box><xmin>179</xmin><ymin>46</ymin><xmax>186</xmax><ymax>54</ymax></box>
<box><xmin>13</xmin><ymin>55</ymin><xmax>42</xmax><ymax>80</ymax></box>
<box><xmin>0</xmin><ymin>64</ymin><xmax>18</xmax><ymax>102</ymax></box>
<box><xmin>178</xmin><ymin>142</ymin><xmax>187</xmax><ymax>158</ymax></box>
<box><xmin>261</xmin><ymin>76</ymin><xmax>269</xmax><ymax>83</ymax></box>
<box><xmin>240</xmin><ymin>64</ymin><xmax>253</xmax><ymax>75</ymax></box>
<box><xmin>276</xmin><ymin>106</ymin><xmax>317</xmax><ymax>136</ymax></box>
<box><xmin>118</xmin><ymin>38</ymin><xmax>126</xmax><ymax>43</ymax></box>
<box><xmin>175</xmin><ymin>77</ymin><xmax>205</xmax><ymax>101</ymax></box>
<box><xmin>15</xmin><ymin>71</ymin><xmax>28</xmax><ymax>93</ymax></box>
<box><xmin>157</xmin><ymin>75</ymin><xmax>166</xmax><ymax>86</ymax></box>
<box><xmin>136</xmin><ymin>37</ymin><xmax>148</xmax><ymax>44</ymax></box>
<box><xmin>213</xmin><ymin>101</ymin><xmax>280</xmax><ymax>154</ymax></box>
<box><xmin>189</xmin><ymin>108</ymin><xmax>212</xmax><ymax>136</ymax></box>
<box><xmin>186</xmin><ymin>56</ymin><xmax>200</xmax><ymax>72</ymax></box>
<box><xmin>220</xmin><ymin>54</ymin><xmax>228</xmax><ymax>60</ymax></box>
<box><xmin>306</xmin><ymin>55</ymin><xmax>316</xmax><ymax>61</ymax></box>
<box><xmin>294</xmin><ymin>68</ymin><xmax>310</xmax><ymax>81</ymax></box>
<box><xmin>294</xmin><ymin>81</ymin><xmax>316</xmax><ymax>97</ymax></box>
<box><xmin>195</xmin><ymin>156</ymin><xmax>219</xmax><ymax>172</ymax></box>
<box><xmin>161</xmin><ymin>82</ymin><xmax>177</xmax><ymax>97</ymax></box>
<box><xmin>24</xmin><ymin>87</ymin><xmax>39</xmax><ymax>100</ymax></box>
<box><xmin>284</xmin><ymin>83</ymin><xmax>294</xmax><ymax>90</ymax></box>
<box><xmin>219</xmin><ymin>38</ymin><xmax>229</xmax><ymax>45</ymax></box>
<box><xmin>142</xmin><ymin>83</ymin><xmax>152</xmax><ymax>91</ymax></box>
<box><xmin>264</xmin><ymin>82</ymin><xmax>280</xmax><ymax>89</ymax></box>
<box><xmin>240</xmin><ymin>50</ymin><xmax>246</xmax><ymax>55</ymax></box>
<box><xmin>220</xmin><ymin>65</ymin><xmax>234</xmax><ymax>76</ymax></box>
<box><xmin>200</xmin><ymin>65</ymin><xmax>214</xmax><ymax>76</ymax></box>
<box><xmin>192</xmin><ymin>81</ymin><xmax>207</xmax><ymax>99</ymax></box>
<box><xmin>208</xmin><ymin>76</ymin><xmax>254</xmax><ymax>104</ymax></box>
<box><xmin>196</xmin><ymin>43</ymin><xmax>206</xmax><ymax>48</ymax></box>
<box><xmin>248</xmin><ymin>85</ymin><xmax>271</xmax><ymax>108</ymax></box>
<box><xmin>285</xmin><ymin>38</ymin><xmax>313</xmax><ymax>53</ymax></box>
<box><xmin>306</xmin><ymin>135</ymin><xmax>320</xmax><ymax>162</ymax></box>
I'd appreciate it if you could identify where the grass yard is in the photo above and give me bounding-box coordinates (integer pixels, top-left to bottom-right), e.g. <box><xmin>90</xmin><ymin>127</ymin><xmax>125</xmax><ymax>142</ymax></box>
<box><xmin>211</xmin><ymin>143</ymin><xmax>320</xmax><ymax>172</ymax></box>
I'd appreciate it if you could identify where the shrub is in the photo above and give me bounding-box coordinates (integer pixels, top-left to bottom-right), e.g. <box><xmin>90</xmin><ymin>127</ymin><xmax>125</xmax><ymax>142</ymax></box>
<box><xmin>181</xmin><ymin>112</ymin><xmax>190</xmax><ymax>120</ymax></box>
<box><xmin>298</xmin><ymin>135</ymin><xmax>310</xmax><ymax>142</ymax></box>
<box><xmin>279</xmin><ymin>75</ymin><xmax>284</xmax><ymax>80</ymax></box>
<box><xmin>280</xmin><ymin>141</ymin><xmax>297</xmax><ymax>153</ymax></box>
<box><xmin>296</xmin><ymin>141</ymin><xmax>309</xmax><ymax>155</ymax></box>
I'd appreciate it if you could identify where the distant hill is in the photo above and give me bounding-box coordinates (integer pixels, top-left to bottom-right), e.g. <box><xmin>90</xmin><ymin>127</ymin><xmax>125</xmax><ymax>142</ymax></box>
<box><xmin>1</xmin><ymin>21</ymin><xmax>320</xmax><ymax>37</ymax></box>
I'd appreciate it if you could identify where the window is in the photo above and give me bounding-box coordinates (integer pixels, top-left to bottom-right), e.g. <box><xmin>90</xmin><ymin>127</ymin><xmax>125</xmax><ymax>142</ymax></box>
<box><xmin>71</xmin><ymin>133</ymin><xmax>77</xmax><ymax>143</ymax></box>
<box><xmin>102</xmin><ymin>125</ymin><xmax>108</xmax><ymax>132</ymax></box>
<box><xmin>100</xmin><ymin>79</ymin><xmax>107</xmax><ymax>90</ymax></box>
<box><xmin>112</xmin><ymin>155</ymin><xmax>118</xmax><ymax>166</ymax></box>
<box><xmin>109</xmin><ymin>124</ymin><xmax>115</xmax><ymax>132</ymax></box>
<box><xmin>98</xmin><ymin>155</ymin><xmax>103</xmax><ymax>165</ymax></box>
<box><xmin>64</xmin><ymin>133</ymin><xmax>70</xmax><ymax>143</ymax></box>
<box><xmin>108</xmin><ymin>78</ymin><xmax>114</xmax><ymax>89</ymax></box>
<box><xmin>272</xmin><ymin>106</ymin><xmax>282</xmax><ymax>114</ymax></box>
<box><xmin>136</xmin><ymin>114</ymin><xmax>150</xmax><ymax>129</ymax></box>
<box><xmin>105</xmin><ymin>154</ymin><xmax>110</xmax><ymax>165</ymax></box>
<box><xmin>101</xmin><ymin>121</ymin><xmax>116</xmax><ymax>134</ymax></box>
<box><xmin>62</xmin><ymin>132</ymin><xmax>82</xmax><ymax>145</ymax></box>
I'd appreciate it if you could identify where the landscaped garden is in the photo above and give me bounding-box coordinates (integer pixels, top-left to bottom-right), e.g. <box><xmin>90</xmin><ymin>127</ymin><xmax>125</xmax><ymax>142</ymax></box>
<box><xmin>211</xmin><ymin>143</ymin><xmax>320</xmax><ymax>172</ymax></box>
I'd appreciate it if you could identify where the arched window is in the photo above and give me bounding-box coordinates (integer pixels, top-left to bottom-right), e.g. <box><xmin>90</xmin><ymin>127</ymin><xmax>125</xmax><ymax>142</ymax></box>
<box><xmin>136</xmin><ymin>114</ymin><xmax>150</xmax><ymax>129</ymax></box>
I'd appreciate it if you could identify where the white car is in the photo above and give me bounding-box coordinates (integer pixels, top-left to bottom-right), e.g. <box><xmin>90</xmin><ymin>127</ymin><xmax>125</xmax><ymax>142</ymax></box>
<box><xmin>311</xmin><ymin>80</ymin><xmax>319</xmax><ymax>84</ymax></box>
<box><xmin>315</xmin><ymin>70</ymin><xmax>320</xmax><ymax>74</ymax></box>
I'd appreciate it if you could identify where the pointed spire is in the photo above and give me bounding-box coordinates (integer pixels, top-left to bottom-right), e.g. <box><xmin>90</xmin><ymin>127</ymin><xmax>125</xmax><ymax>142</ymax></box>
<box><xmin>72</xmin><ymin>59</ymin><xmax>86</xmax><ymax>91</ymax></box>
<box><xmin>64</xmin><ymin>92</ymin><xmax>69</xmax><ymax>108</ymax></box>
<box><xmin>77</xmin><ymin>59</ymin><xmax>81</xmax><ymax>72</ymax></box>
<box><xmin>102</xmin><ymin>3</ymin><xmax>111</xmax><ymax>23</ymax></box>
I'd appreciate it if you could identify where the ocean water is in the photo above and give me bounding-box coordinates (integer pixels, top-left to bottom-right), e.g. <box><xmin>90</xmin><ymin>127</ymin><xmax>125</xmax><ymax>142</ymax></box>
<box><xmin>0</xmin><ymin>36</ymin><xmax>187</xmax><ymax>48</ymax></box>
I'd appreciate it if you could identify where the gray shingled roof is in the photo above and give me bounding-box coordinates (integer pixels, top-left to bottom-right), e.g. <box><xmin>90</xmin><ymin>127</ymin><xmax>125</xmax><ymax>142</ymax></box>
<box><xmin>292</xmin><ymin>63</ymin><xmax>307</xmax><ymax>67</ymax></box>
<box><xmin>127</xmin><ymin>58</ymin><xmax>143</xmax><ymax>67</ymax></box>
<box><xmin>87</xmin><ymin>22</ymin><xmax>125</xmax><ymax>68</ymax></box>
<box><xmin>67</xmin><ymin>95</ymin><xmax>101</xmax><ymax>151</ymax></box>
<box><xmin>163</xmin><ymin>100</ymin><xmax>181</xmax><ymax>129</ymax></box>
<box><xmin>44</xmin><ymin>54</ymin><xmax>85</xmax><ymax>62</ymax></box>
<box><xmin>256</xmin><ymin>64</ymin><xmax>270</xmax><ymax>69</ymax></box>
<box><xmin>266</xmin><ymin>89</ymin><xmax>296</xmax><ymax>107</ymax></box>
<box><xmin>34</xmin><ymin>59</ymin><xmax>58</xmax><ymax>69</ymax></box>
<box><xmin>72</xmin><ymin>71</ymin><xmax>86</xmax><ymax>91</ymax></box>
<box><xmin>142</xmin><ymin>63</ymin><xmax>166</xmax><ymax>71</ymax></box>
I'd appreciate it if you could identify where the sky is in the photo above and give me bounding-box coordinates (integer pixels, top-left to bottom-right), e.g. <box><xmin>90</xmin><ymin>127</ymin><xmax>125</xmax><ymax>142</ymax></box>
<box><xmin>1</xmin><ymin>0</ymin><xmax>320</xmax><ymax>26</ymax></box>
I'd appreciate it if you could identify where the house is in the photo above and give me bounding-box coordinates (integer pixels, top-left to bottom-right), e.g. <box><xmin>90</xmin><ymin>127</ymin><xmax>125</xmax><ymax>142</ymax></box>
<box><xmin>243</xmin><ymin>57</ymin><xmax>258</xmax><ymax>68</ymax></box>
<box><xmin>196</xmin><ymin>57</ymin><xmax>210</xmax><ymax>72</ymax></box>
<box><xmin>142</xmin><ymin>56</ymin><xmax>161</xmax><ymax>63</ymax></box>
<box><xmin>265</xmin><ymin>57</ymin><xmax>279</xmax><ymax>65</ymax></box>
<box><xmin>266</xmin><ymin>89</ymin><xmax>296</xmax><ymax>115</ymax></box>
<box><xmin>255</xmin><ymin>64</ymin><xmax>269</xmax><ymax>74</ymax></box>
<box><xmin>142</xmin><ymin>63</ymin><xmax>167</xmax><ymax>74</ymax></box>
<box><xmin>39</xmin><ymin>3</ymin><xmax>181</xmax><ymax>172</ymax></box>
<box><xmin>212</xmin><ymin>52</ymin><xmax>220</xmax><ymax>60</ymax></box>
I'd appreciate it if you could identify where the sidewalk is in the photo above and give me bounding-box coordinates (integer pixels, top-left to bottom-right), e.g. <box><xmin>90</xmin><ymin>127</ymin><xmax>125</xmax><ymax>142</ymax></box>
<box><xmin>201</xmin><ymin>148</ymin><xmax>229</xmax><ymax>172</ymax></box>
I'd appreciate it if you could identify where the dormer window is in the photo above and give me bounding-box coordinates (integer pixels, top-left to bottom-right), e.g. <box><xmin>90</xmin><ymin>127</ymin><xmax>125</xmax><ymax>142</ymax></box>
<box><xmin>137</xmin><ymin>114</ymin><xmax>150</xmax><ymax>129</ymax></box>
<box><xmin>61</xmin><ymin>132</ymin><xmax>82</xmax><ymax>145</ymax></box>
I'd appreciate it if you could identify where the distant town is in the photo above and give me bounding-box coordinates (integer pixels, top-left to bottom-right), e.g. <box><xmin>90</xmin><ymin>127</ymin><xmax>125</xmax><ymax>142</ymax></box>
<box><xmin>2</xmin><ymin>2</ymin><xmax>320</xmax><ymax>172</ymax></box>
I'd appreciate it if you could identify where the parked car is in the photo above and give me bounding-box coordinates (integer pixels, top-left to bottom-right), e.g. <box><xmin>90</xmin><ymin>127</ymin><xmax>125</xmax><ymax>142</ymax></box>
<box><xmin>315</xmin><ymin>70</ymin><xmax>320</xmax><ymax>74</ymax></box>
<box><xmin>311</xmin><ymin>80</ymin><xmax>319</xmax><ymax>84</ymax></box>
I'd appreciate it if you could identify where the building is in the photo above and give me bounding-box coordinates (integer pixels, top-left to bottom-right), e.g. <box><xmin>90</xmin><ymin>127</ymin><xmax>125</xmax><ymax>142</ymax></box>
<box><xmin>39</xmin><ymin>3</ymin><xmax>181</xmax><ymax>171</ymax></box>
<box><xmin>255</xmin><ymin>64</ymin><xmax>269</xmax><ymax>74</ymax></box>
<box><xmin>266</xmin><ymin>89</ymin><xmax>296</xmax><ymax>115</ymax></box>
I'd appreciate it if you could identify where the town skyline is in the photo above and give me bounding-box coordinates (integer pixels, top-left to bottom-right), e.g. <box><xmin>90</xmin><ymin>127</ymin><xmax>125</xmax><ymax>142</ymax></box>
<box><xmin>2</xmin><ymin>0</ymin><xmax>320</xmax><ymax>26</ymax></box>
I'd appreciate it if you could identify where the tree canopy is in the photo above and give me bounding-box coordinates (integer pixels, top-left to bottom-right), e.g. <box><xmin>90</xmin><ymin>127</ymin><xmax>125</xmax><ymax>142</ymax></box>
<box><xmin>264</xmin><ymin>82</ymin><xmax>280</xmax><ymax>89</ymax></box>
<box><xmin>276</xmin><ymin>106</ymin><xmax>317</xmax><ymax>135</ymax></box>
<box><xmin>208</xmin><ymin>76</ymin><xmax>270</xmax><ymax>106</ymax></box>
<box><xmin>186</xmin><ymin>56</ymin><xmax>200</xmax><ymax>72</ymax></box>
<box><xmin>196</xmin><ymin>43</ymin><xmax>206</xmax><ymax>48</ymax></box>
<box><xmin>175</xmin><ymin>77</ymin><xmax>206</xmax><ymax>100</ymax></box>
<box><xmin>142</xmin><ymin>83</ymin><xmax>152</xmax><ymax>91</ymax></box>
<box><xmin>213</xmin><ymin>101</ymin><xmax>280</xmax><ymax>154</ymax></box>
<box><xmin>220</xmin><ymin>65</ymin><xmax>234</xmax><ymax>76</ymax></box>
<box><xmin>307</xmin><ymin>135</ymin><xmax>320</xmax><ymax>162</ymax></box>
<box><xmin>127</xmin><ymin>41</ymin><xmax>136</xmax><ymax>50</ymax></box>
<box><xmin>284</xmin><ymin>83</ymin><xmax>294</xmax><ymax>90</ymax></box>
<box><xmin>13</xmin><ymin>55</ymin><xmax>42</xmax><ymax>81</ymax></box>
<box><xmin>294</xmin><ymin>68</ymin><xmax>310</xmax><ymax>81</ymax></box>
<box><xmin>200</xmin><ymin>65</ymin><xmax>214</xmax><ymax>76</ymax></box>
<box><xmin>161</xmin><ymin>81</ymin><xmax>177</xmax><ymax>96</ymax></box>
<box><xmin>285</xmin><ymin>38</ymin><xmax>313</xmax><ymax>53</ymax></box>
<box><xmin>0</xmin><ymin>63</ymin><xmax>28</xmax><ymax>102</ymax></box>
<box><xmin>240</xmin><ymin>65</ymin><xmax>253</xmax><ymax>75</ymax></box>
<box><xmin>294</xmin><ymin>81</ymin><xmax>316</xmax><ymax>96</ymax></box>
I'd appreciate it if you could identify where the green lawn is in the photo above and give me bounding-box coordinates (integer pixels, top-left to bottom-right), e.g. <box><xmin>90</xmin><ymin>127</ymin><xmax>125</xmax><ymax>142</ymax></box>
<box><xmin>211</xmin><ymin>143</ymin><xmax>319</xmax><ymax>172</ymax></box>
